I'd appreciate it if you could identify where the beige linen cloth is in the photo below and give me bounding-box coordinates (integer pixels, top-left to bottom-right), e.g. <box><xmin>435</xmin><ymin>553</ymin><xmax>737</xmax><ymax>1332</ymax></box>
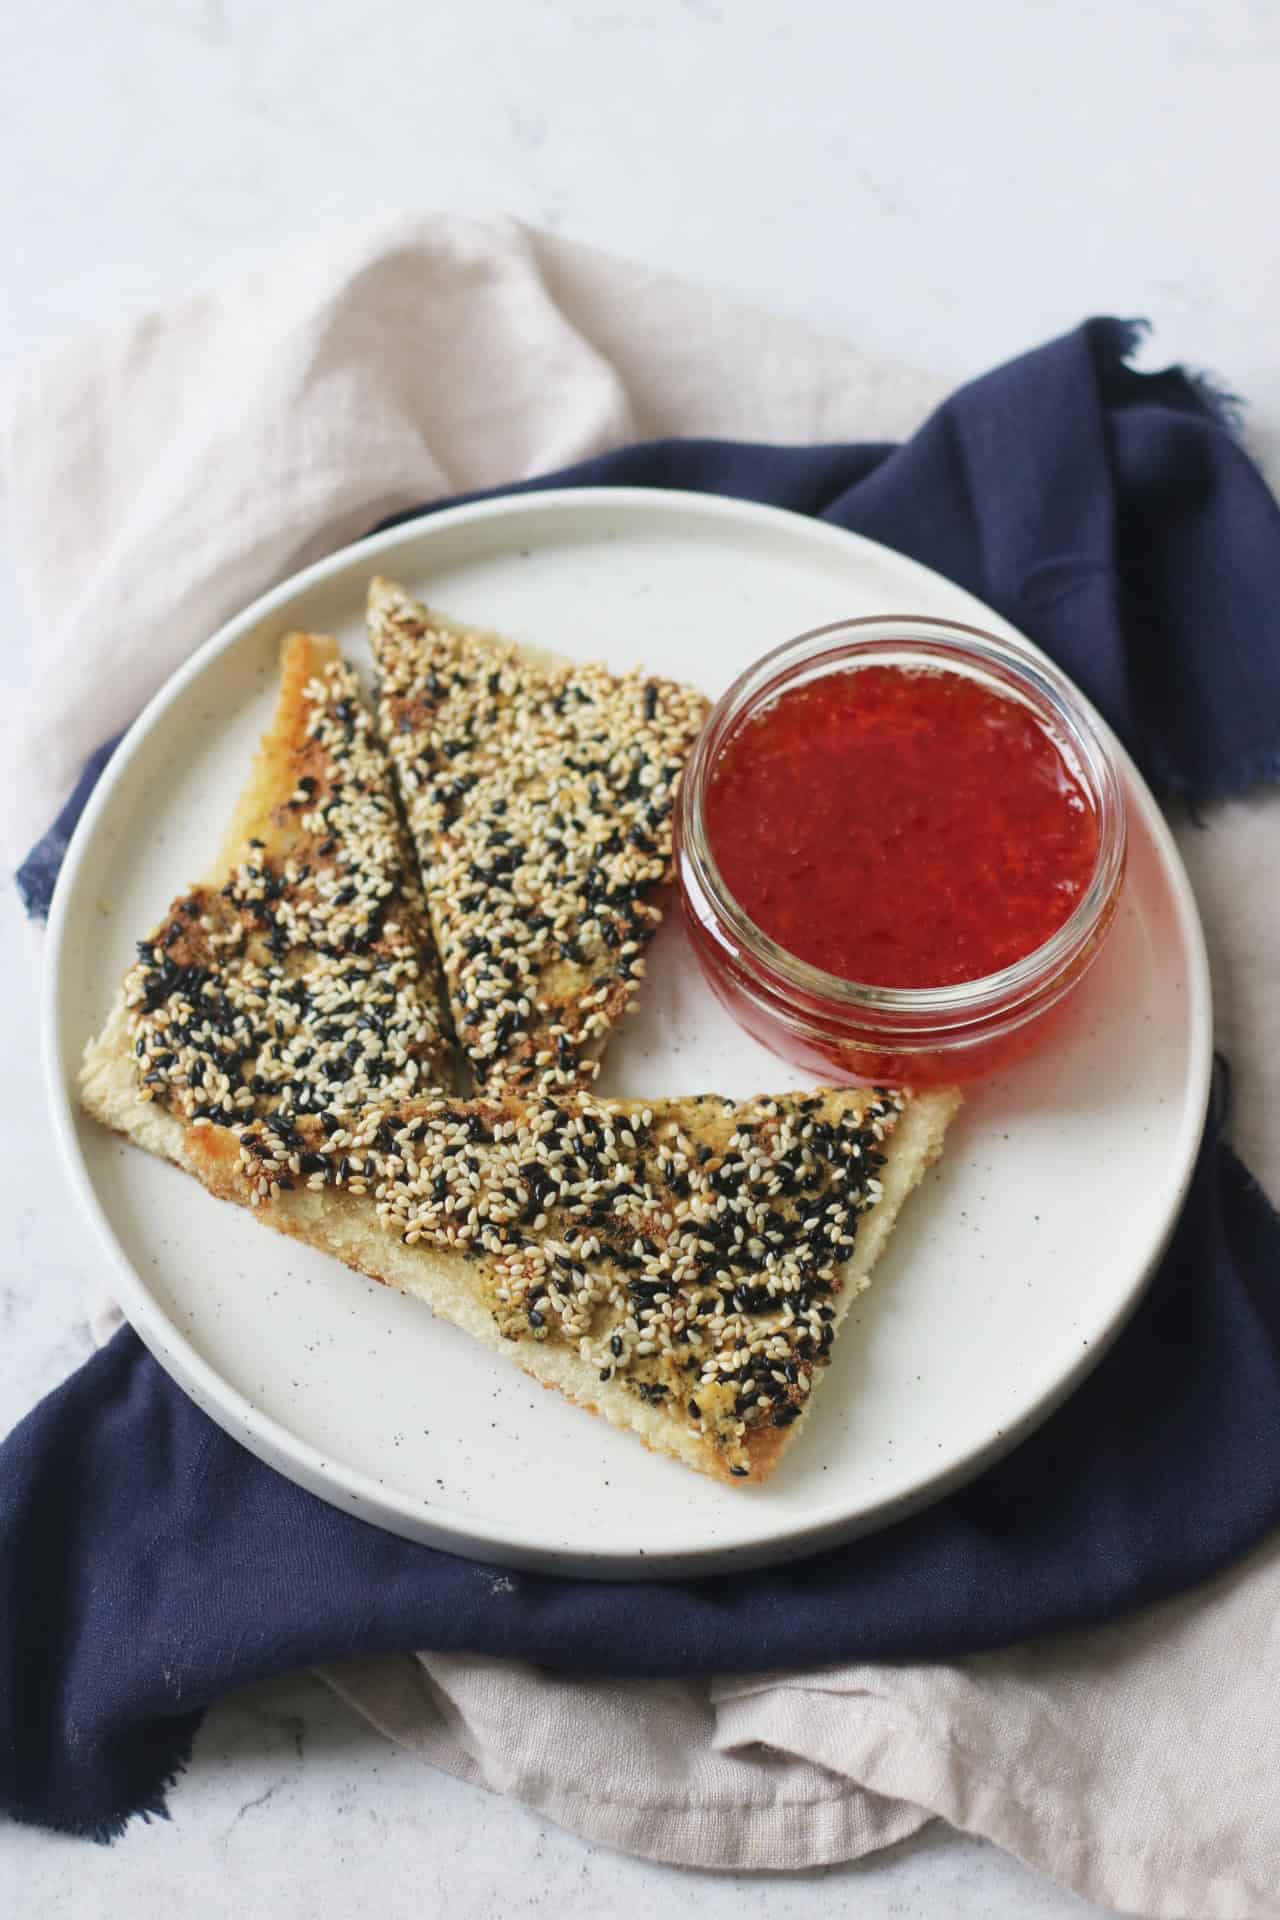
<box><xmin>4</xmin><ymin>213</ymin><xmax>1279</xmax><ymax>1919</ymax></box>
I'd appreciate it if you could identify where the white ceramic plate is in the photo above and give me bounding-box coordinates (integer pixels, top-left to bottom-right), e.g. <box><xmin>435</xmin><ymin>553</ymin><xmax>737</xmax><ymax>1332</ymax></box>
<box><xmin>46</xmin><ymin>489</ymin><xmax>1212</xmax><ymax>1578</ymax></box>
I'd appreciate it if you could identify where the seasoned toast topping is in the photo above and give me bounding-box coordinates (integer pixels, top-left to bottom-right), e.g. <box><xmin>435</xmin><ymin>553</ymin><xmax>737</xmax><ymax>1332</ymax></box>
<box><xmin>367</xmin><ymin>577</ymin><xmax>709</xmax><ymax>1095</ymax></box>
<box><xmin>125</xmin><ymin>642</ymin><xmax>454</xmax><ymax>1125</ymax></box>
<box><xmin>235</xmin><ymin>1085</ymin><xmax>906</xmax><ymax>1474</ymax></box>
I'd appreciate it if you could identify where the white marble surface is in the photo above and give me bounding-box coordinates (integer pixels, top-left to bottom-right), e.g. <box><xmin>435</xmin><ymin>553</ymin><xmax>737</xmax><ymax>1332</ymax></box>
<box><xmin>3</xmin><ymin>1</ymin><xmax>1279</xmax><ymax>1913</ymax></box>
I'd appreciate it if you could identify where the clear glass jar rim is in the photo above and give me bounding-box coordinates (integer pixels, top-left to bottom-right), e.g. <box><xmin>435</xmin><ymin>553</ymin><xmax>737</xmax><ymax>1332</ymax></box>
<box><xmin>679</xmin><ymin>614</ymin><xmax>1129</xmax><ymax>1019</ymax></box>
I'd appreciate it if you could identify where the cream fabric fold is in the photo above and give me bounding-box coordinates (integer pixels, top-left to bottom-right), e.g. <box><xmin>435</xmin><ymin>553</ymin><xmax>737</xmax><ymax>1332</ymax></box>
<box><xmin>0</xmin><ymin>209</ymin><xmax>937</xmax><ymax>864</ymax></box>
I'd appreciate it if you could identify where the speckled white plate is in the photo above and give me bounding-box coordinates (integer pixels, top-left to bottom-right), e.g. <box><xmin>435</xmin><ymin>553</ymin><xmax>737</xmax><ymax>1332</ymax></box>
<box><xmin>45</xmin><ymin>489</ymin><xmax>1212</xmax><ymax>1578</ymax></box>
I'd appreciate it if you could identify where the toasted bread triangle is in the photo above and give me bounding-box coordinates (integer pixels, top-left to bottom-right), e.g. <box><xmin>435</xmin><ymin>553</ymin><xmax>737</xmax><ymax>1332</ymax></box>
<box><xmin>80</xmin><ymin>1040</ymin><xmax>956</xmax><ymax>1482</ymax></box>
<box><xmin>80</xmin><ymin>632</ymin><xmax>455</xmax><ymax>1131</ymax></box>
<box><xmin>366</xmin><ymin>577</ymin><xmax>709</xmax><ymax>1096</ymax></box>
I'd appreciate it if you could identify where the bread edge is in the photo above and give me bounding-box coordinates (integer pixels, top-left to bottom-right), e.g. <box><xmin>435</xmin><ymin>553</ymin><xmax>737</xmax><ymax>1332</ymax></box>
<box><xmin>211</xmin><ymin>630</ymin><xmax>340</xmax><ymax>877</ymax></box>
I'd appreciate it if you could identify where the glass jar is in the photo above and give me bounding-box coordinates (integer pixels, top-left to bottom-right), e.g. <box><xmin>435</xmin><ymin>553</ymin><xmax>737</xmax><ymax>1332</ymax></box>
<box><xmin>675</xmin><ymin>615</ymin><xmax>1128</xmax><ymax>1087</ymax></box>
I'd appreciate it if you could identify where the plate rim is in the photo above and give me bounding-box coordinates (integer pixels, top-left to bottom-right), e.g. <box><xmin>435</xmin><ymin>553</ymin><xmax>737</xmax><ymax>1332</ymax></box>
<box><xmin>43</xmin><ymin>485</ymin><xmax>1214</xmax><ymax>1577</ymax></box>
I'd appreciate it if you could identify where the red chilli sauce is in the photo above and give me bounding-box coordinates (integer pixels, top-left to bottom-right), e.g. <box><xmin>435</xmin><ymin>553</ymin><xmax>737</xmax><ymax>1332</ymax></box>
<box><xmin>702</xmin><ymin>665</ymin><xmax>1099</xmax><ymax>991</ymax></box>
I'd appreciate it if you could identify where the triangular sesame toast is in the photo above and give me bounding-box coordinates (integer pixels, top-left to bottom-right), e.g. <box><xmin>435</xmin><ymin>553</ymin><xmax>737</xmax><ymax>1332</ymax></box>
<box><xmin>80</xmin><ymin>632</ymin><xmax>456</xmax><ymax>1137</ymax></box>
<box><xmin>366</xmin><ymin>576</ymin><xmax>710</xmax><ymax>1096</ymax></box>
<box><xmin>81</xmin><ymin>1066</ymin><xmax>956</xmax><ymax>1483</ymax></box>
<box><xmin>77</xmin><ymin>621</ymin><xmax>958</xmax><ymax>1485</ymax></box>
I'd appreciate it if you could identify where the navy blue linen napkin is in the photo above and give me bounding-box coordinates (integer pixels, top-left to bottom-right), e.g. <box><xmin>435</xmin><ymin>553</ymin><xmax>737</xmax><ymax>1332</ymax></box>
<box><xmin>6</xmin><ymin>319</ymin><xmax>1280</xmax><ymax>1840</ymax></box>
